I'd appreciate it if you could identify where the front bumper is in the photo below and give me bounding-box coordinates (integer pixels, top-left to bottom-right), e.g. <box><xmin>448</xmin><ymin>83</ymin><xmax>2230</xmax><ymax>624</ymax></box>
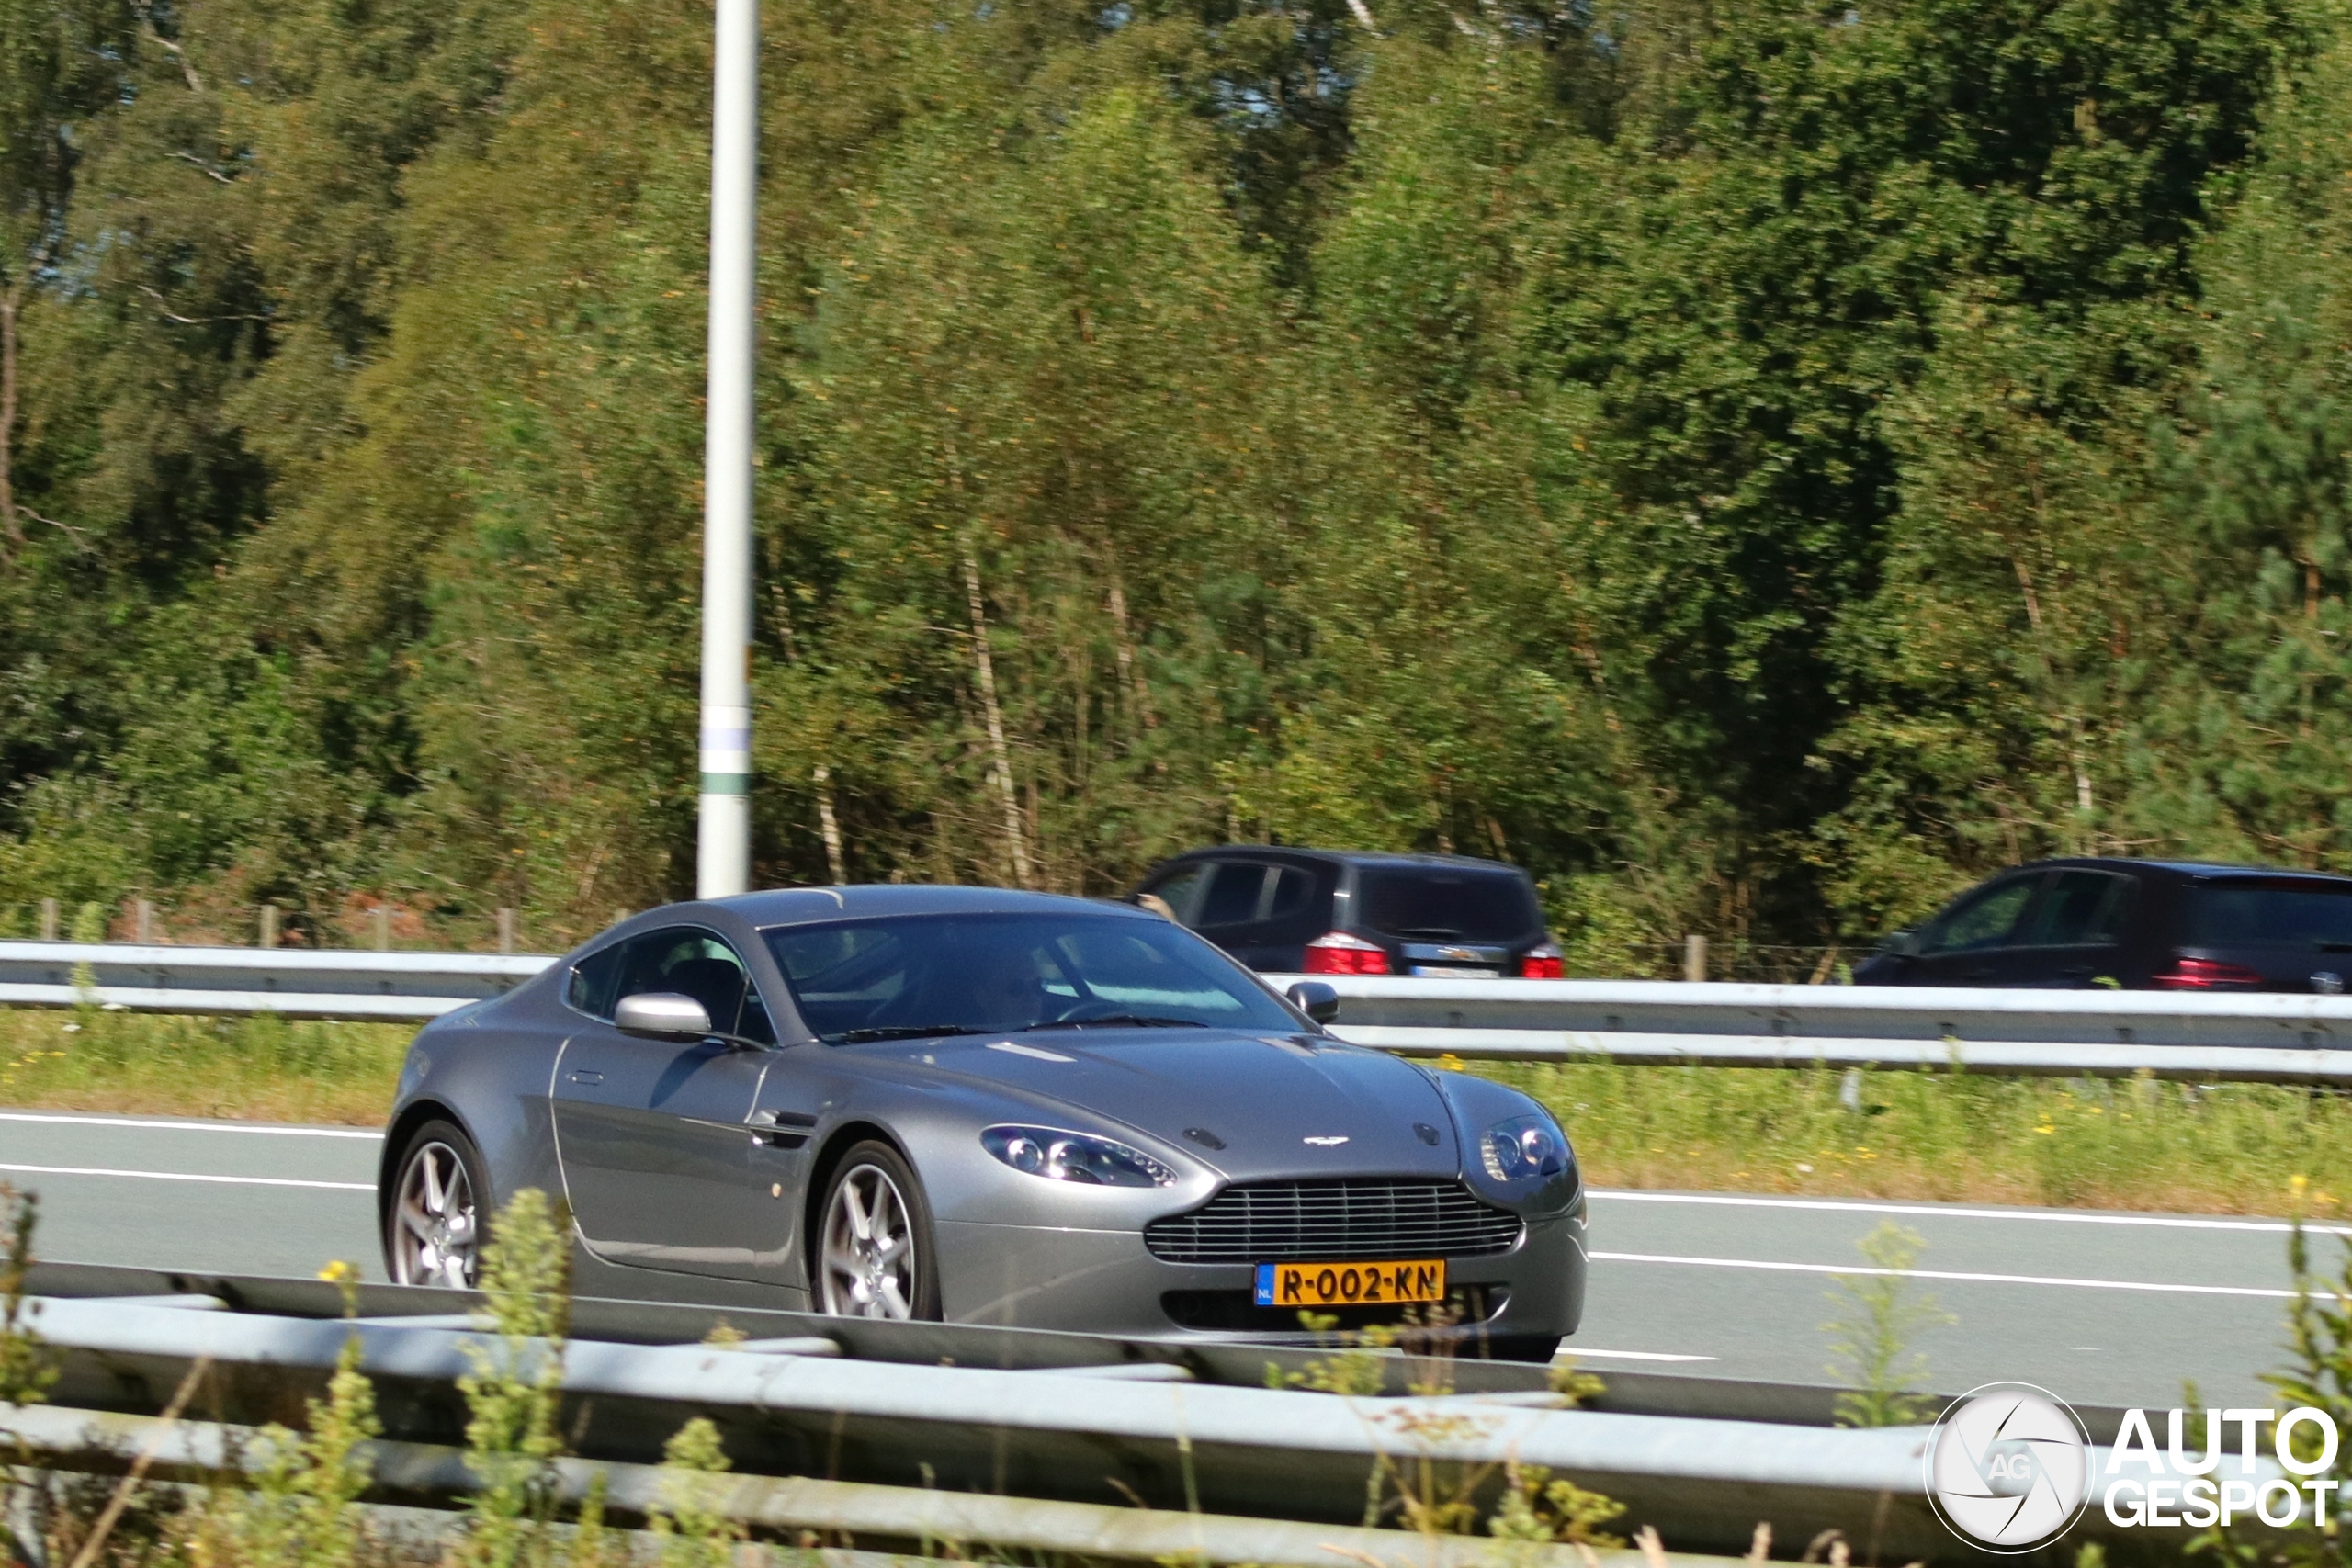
<box><xmin>935</xmin><ymin>1211</ymin><xmax>1586</xmax><ymax>1345</ymax></box>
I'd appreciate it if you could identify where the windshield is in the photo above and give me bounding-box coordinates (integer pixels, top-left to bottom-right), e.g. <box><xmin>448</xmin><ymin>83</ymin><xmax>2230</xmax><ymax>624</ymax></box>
<box><xmin>763</xmin><ymin>912</ymin><xmax>1302</xmax><ymax>1042</ymax></box>
<box><xmin>2185</xmin><ymin>882</ymin><xmax>2352</xmax><ymax>948</ymax></box>
<box><xmin>1357</xmin><ymin>867</ymin><xmax>1543</xmax><ymax>942</ymax></box>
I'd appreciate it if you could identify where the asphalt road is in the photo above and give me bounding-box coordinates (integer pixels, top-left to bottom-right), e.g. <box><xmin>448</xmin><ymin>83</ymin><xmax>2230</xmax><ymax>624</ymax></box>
<box><xmin>0</xmin><ymin>1107</ymin><xmax>2317</xmax><ymax>1409</ymax></box>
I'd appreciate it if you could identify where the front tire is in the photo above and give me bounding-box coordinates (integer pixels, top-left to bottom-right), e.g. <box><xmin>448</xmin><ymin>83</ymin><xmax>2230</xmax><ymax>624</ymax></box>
<box><xmin>386</xmin><ymin>1120</ymin><xmax>488</xmax><ymax>1289</ymax></box>
<box><xmin>815</xmin><ymin>1140</ymin><xmax>941</xmax><ymax>1321</ymax></box>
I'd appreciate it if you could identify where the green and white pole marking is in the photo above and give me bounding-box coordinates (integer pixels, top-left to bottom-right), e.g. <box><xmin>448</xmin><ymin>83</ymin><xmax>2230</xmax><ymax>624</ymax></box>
<box><xmin>697</xmin><ymin>0</ymin><xmax>758</xmax><ymax>898</ymax></box>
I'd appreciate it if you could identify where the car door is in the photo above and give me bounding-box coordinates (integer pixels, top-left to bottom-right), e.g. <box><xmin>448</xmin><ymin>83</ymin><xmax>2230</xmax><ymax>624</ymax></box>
<box><xmin>1910</xmin><ymin>873</ymin><xmax>2046</xmax><ymax>987</ymax></box>
<box><xmin>2008</xmin><ymin>869</ymin><xmax>2138</xmax><ymax>987</ymax></box>
<box><xmin>552</xmin><ymin>925</ymin><xmax>785</xmax><ymax>1280</ymax></box>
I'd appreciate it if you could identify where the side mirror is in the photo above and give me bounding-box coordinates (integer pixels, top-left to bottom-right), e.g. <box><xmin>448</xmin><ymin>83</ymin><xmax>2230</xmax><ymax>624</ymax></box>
<box><xmin>616</xmin><ymin>991</ymin><xmax>713</xmax><ymax>1040</ymax></box>
<box><xmin>1882</xmin><ymin>929</ymin><xmax>1922</xmax><ymax>959</ymax></box>
<box><xmin>1286</xmin><ymin>980</ymin><xmax>1340</xmax><ymax>1025</ymax></box>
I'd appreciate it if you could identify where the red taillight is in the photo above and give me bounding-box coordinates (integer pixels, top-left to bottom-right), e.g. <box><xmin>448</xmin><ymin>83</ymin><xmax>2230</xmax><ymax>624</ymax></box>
<box><xmin>1304</xmin><ymin>931</ymin><xmax>1390</xmax><ymax>976</ymax></box>
<box><xmin>1519</xmin><ymin>943</ymin><xmax>1565</xmax><ymax>979</ymax></box>
<box><xmin>2153</xmin><ymin>956</ymin><xmax>2265</xmax><ymax>990</ymax></box>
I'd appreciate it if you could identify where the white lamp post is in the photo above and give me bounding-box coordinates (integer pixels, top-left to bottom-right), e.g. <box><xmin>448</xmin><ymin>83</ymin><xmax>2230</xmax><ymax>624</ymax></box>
<box><xmin>697</xmin><ymin>0</ymin><xmax>758</xmax><ymax>898</ymax></box>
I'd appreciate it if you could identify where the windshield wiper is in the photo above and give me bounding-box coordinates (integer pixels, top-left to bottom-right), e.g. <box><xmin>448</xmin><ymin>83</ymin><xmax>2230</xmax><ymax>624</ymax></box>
<box><xmin>1030</xmin><ymin>1014</ymin><xmax>1208</xmax><ymax>1030</ymax></box>
<box><xmin>834</xmin><ymin>1024</ymin><xmax>989</xmax><ymax>1043</ymax></box>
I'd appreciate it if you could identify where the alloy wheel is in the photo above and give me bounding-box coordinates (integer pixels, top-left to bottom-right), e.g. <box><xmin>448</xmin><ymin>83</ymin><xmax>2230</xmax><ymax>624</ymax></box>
<box><xmin>392</xmin><ymin>1139</ymin><xmax>480</xmax><ymax>1288</ymax></box>
<box><xmin>819</xmin><ymin>1162</ymin><xmax>918</xmax><ymax>1318</ymax></box>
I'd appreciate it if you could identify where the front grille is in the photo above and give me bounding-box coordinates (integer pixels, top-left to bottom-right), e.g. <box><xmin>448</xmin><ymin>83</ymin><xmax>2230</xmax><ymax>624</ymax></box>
<box><xmin>1145</xmin><ymin>1179</ymin><xmax>1523</xmax><ymax>1264</ymax></box>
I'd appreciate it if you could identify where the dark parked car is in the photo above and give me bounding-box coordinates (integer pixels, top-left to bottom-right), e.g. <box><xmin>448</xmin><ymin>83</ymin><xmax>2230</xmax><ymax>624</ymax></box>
<box><xmin>1853</xmin><ymin>858</ymin><xmax>2352</xmax><ymax>991</ymax></box>
<box><xmin>1128</xmin><ymin>847</ymin><xmax>1562</xmax><ymax>978</ymax></box>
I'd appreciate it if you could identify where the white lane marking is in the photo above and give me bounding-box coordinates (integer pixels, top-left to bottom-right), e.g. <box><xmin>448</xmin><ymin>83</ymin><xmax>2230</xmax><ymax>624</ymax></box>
<box><xmin>1556</xmin><ymin>1347</ymin><xmax>1719</xmax><ymax>1363</ymax></box>
<box><xmin>1589</xmin><ymin>1189</ymin><xmax>2347</xmax><ymax>1236</ymax></box>
<box><xmin>1592</xmin><ymin>1249</ymin><xmax>2297</xmax><ymax>1300</ymax></box>
<box><xmin>0</xmin><ymin>1111</ymin><xmax>380</xmax><ymax>1139</ymax></box>
<box><xmin>0</xmin><ymin>1162</ymin><xmax>373</xmax><ymax>1192</ymax></box>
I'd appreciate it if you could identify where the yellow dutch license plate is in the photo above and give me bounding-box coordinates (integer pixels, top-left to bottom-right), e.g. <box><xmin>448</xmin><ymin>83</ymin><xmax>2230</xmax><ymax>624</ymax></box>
<box><xmin>1253</xmin><ymin>1258</ymin><xmax>1446</xmax><ymax>1309</ymax></box>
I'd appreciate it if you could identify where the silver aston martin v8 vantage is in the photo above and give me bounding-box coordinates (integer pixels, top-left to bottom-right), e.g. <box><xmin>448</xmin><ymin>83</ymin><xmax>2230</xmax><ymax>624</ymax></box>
<box><xmin>378</xmin><ymin>886</ymin><xmax>1587</xmax><ymax>1359</ymax></box>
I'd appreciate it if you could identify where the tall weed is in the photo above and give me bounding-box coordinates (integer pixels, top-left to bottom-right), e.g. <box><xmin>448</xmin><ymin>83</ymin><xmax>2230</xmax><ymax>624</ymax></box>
<box><xmin>186</xmin><ymin>1337</ymin><xmax>380</xmax><ymax>1568</ymax></box>
<box><xmin>453</xmin><ymin>1189</ymin><xmax>573</xmax><ymax>1568</ymax></box>
<box><xmin>2</xmin><ymin>1186</ymin><xmax>58</xmax><ymax>1567</ymax></box>
<box><xmin>2196</xmin><ymin>1216</ymin><xmax>2352</xmax><ymax>1568</ymax></box>
<box><xmin>1822</xmin><ymin>1223</ymin><xmax>1951</xmax><ymax>1427</ymax></box>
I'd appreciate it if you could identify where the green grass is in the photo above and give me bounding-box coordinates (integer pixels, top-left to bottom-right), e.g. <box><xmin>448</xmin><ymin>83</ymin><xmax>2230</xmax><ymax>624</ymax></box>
<box><xmin>1498</xmin><ymin>1059</ymin><xmax>2352</xmax><ymax>1217</ymax></box>
<box><xmin>5</xmin><ymin>1007</ymin><xmax>2346</xmax><ymax>1217</ymax></box>
<box><xmin>0</xmin><ymin>1007</ymin><xmax>410</xmax><ymax>1125</ymax></box>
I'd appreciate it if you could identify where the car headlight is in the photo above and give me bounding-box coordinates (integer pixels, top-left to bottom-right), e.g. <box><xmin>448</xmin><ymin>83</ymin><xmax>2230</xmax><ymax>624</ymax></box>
<box><xmin>981</xmin><ymin>1125</ymin><xmax>1176</xmax><ymax>1188</ymax></box>
<box><xmin>1480</xmin><ymin>1112</ymin><xmax>1569</xmax><ymax>1182</ymax></box>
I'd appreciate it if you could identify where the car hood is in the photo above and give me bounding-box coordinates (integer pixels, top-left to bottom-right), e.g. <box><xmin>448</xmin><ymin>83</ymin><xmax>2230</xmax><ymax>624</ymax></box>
<box><xmin>894</xmin><ymin>1029</ymin><xmax>1461</xmax><ymax>1179</ymax></box>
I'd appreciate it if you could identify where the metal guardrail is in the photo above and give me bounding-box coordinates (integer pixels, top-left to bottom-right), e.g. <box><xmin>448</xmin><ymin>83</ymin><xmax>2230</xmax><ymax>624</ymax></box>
<box><xmin>7</xmin><ymin>1404</ymin><xmax>1692</xmax><ymax>1568</ymax></box>
<box><xmin>7</xmin><ymin>1265</ymin><xmax>2219</xmax><ymax>1558</ymax></box>
<box><xmin>12</xmin><ymin>1265</ymin><xmax>1952</xmax><ymax>1558</ymax></box>
<box><xmin>1275</xmin><ymin>974</ymin><xmax>2352</xmax><ymax>1083</ymax></box>
<box><xmin>6</xmin><ymin>939</ymin><xmax>2352</xmax><ymax>1080</ymax></box>
<box><xmin>0</xmin><ymin>940</ymin><xmax>547</xmax><ymax>1021</ymax></box>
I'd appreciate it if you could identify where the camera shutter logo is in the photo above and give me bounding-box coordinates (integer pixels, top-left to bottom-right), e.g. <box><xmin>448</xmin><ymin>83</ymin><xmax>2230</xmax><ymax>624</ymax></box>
<box><xmin>1926</xmin><ymin>1382</ymin><xmax>2092</xmax><ymax>1551</ymax></box>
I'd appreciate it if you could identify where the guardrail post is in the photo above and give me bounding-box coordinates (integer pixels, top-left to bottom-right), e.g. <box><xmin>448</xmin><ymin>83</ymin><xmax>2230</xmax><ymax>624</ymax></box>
<box><xmin>38</xmin><ymin>897</ymin><xmax>56</xmax><ymax>941</ymax></box>
<box><xmin>1683</xmin><ymin>934</ymin><xmax>1707</xmax><ymax>983</ymax></box>
<box><xmin>259</xmin><ymin>903</ymin><xmax>279</xmax><ymax>949</ymax></box>
<box><xmin>371</xmin><ymin>907</ymin><xmax>391</xmax><ymax>953</ymax></box>
<box><xmin>133</xmin><ymin>898</ymin><xmax>154</xmax><ymax>944</ymax></box>
<box><xmin>496</xmin><ymin>908</ymin><xmax>516</xmax><ymax>956</ymax></box>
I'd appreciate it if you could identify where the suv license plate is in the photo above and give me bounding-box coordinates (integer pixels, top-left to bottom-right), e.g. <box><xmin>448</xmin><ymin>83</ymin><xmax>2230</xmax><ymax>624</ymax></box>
<box><xmin>1408</xmin><ymin>964</ymin><xmax>1499</xmax><ymax>978</ymax></box>
<box><xmin>1253</xmin><ymin>1258</ymin><xmax>1447</xmax><ymax>1308</ymax></box>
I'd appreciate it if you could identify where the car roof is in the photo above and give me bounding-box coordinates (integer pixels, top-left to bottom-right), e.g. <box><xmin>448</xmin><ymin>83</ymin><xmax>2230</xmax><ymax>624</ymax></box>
<box><xmin>2017</xmin><ymin>856</ymin><xmax>2352</xmax><ymax>885</ymax></box>
<box><xmin>714</xmin><ymin>884</ymin><xmax>1156</xmax><ymax>929</ymax></box>
<box><xmin>1158</xmin><ymin>845</ymin><xmax>1532</xmax><ymax>876</ymax></box>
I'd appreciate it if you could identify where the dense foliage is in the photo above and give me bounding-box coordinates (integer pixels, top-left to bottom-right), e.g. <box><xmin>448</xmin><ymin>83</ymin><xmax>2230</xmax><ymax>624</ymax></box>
<box><xmin>0</xmin><ymin>0</ymin><xmax>2346</xmax><ymax>955</ymax></box>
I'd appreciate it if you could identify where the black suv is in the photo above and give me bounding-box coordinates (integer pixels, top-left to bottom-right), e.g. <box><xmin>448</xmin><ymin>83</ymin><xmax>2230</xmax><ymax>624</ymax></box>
<box><xmin>1852</xmin><ymin>858</ymin><xmax>2352</xmax><ymax>991</ymax></box>
<box><xmin>1128</xmin><ymin>847</ymin><xmax>1562</xmax><ymax>977</ymax></box>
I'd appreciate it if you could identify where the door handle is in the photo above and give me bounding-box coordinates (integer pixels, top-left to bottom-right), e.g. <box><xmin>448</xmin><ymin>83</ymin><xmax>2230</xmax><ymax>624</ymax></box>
<box><xmin>568</xmin><ymin>1070</ymin><xmax>604</xmax><ymax>1085</ymax></box>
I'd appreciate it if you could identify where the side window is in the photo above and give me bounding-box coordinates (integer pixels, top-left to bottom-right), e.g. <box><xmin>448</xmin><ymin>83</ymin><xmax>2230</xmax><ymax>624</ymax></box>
<box><xmin>567</xmin><ymin>942</ymin><xmax>626</xmax><ymax>1020</ymax></box>
<box><xmin>1146</xmin><ymin>864</ymin><xmax>1210</xmax><ymax>926</ymax></box>
<box><xmin>612</xmin><ymin>926</ymin><xmax>775</xmax><ymax>1043</ymax></box>
<box><xmin>1922</xmin><ymin>878</ymin><xmax>2040</xmax><ymax>954</ymax></box>
<box><xmin>1266</xmin><ymin>867</ymin><xmax>1316</xmax><ymax>922</ymax></box>
<box><xmin>1196</xmin><ymin>863</ymin><xmax>1270</xmax><ymax>929</ymax></box>
<box><xmin>2021</xmin><ymin>872</ymin><xmax>2135</xmax><ymax>948</ymax></box>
